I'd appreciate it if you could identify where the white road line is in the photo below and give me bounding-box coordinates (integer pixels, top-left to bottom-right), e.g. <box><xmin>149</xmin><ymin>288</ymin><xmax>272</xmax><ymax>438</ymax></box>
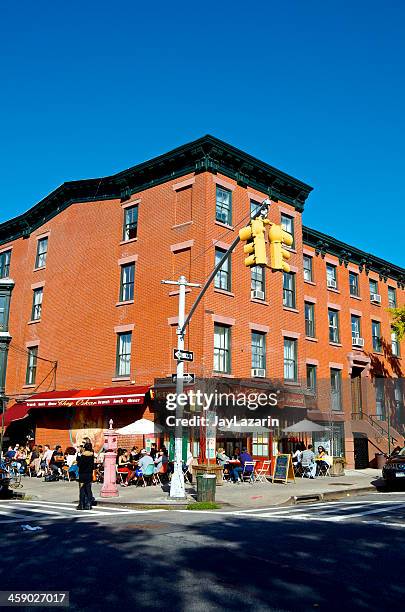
<box><xmin>0</xmin><ymin>508</ymin><xmax>35</xmax><ymax>519</ymax></box>
<box><xmin>1</xmin><ymin>504</ymin><xmax>64</xmax><ymax>516</ymax></box>
<box><xmin>15</xmin><ymin>502</ymin><xmax>133</xmax><ymax>516</ymax></box>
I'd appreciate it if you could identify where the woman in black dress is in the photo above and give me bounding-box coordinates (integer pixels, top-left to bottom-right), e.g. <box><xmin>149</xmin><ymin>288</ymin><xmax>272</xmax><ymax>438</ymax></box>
<box><xmin>76</xmin><ymin>442</ymin><xmax>95</xmax><ymax>510</ymax></box>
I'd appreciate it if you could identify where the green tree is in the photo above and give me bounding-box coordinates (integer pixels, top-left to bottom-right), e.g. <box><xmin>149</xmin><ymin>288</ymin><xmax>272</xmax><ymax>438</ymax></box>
<box><xmin>389</xmin><ymin>306</ymin><xmax>405</xmax><ymax>341</ymax></box>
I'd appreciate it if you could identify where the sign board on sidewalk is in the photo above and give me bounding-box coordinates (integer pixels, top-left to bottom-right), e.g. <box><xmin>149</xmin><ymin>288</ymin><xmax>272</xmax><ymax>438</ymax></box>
<box><xmin>272</xmin><ymin>454</ymin><xmax>295</xmax><ymax>484</ymax></box>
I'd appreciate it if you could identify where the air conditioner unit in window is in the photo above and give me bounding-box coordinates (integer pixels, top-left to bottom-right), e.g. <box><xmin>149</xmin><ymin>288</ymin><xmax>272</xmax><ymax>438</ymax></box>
<box><xmin>352</xmin><ymin>337</ymin><xmax>365</xmax><ymax>348</ymax></box>
<box><xmin>251</xmin><ymin>368</ymin><xmax>266</xmax><ymax>378</ymax></box>
<box><xmin>371</xmin><ymin>293</ymin><xmax>381</xmax><ymax>304</ymax></box>
<box><xmin>327</xmin><ymin>279</ymin><xmax>337</xmax><ymax>289</ymax></box>
<box><xmin>251</xmin><ymin>289</ymin><xmax>265</xmax><ymax>301</ymax></box>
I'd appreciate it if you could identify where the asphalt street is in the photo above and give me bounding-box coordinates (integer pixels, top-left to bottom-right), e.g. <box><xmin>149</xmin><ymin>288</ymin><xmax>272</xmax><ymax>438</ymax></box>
<box><xmin>0</xmin><ymin>492</ymin><xmax>404</xmax><ymax>612</ymax></box>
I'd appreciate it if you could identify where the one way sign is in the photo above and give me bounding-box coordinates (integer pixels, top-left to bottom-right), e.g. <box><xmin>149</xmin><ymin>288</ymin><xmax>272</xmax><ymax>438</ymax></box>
<box><xmin>173</xmin><ymin>349</ymin><xmax>194</xmax><ymax>362</ymax></box>
<box><xmin>171</xmin><ymin>373</ymin><xmax>195</xmax><ymax>384</ymax></box>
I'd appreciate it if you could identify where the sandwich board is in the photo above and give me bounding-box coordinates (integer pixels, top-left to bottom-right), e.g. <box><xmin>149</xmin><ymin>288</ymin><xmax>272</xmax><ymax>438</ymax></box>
<box><xmin>272</xmin><ymin>453</ymin><xmax>295</xmax><ymax>484</ymax></box>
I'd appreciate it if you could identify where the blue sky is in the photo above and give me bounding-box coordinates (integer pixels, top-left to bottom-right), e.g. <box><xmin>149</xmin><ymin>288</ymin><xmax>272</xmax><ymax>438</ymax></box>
<box><xmin>1</xmin><ymin>1</ymin><xmax>404</xmax><ymax>265</ymax></box>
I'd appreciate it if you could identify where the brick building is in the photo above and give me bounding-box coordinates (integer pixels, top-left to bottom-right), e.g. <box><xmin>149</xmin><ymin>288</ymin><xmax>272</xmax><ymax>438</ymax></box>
<box><xmin>0</xmin><ymin>135</ymin><xmax>404</xmax><ymax>467</ymax></box>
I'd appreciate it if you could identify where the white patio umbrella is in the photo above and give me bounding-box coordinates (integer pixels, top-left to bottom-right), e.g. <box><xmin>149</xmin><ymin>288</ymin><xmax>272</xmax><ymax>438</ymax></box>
<box><xmin>116</xmin><ymin>418</ymin><xmax>163</xmax><ymax>435</ymax></box>
<box><xmin>283</xmin><ymin>419</ymin><xmax>329</xmax><ymax>433</ymax></box>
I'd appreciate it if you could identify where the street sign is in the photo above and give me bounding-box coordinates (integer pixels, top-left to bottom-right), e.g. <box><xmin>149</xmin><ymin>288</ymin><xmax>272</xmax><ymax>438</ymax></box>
<box><xmin>173</xmin><ymin>349</ymin><xmax>194</xmax><ymax>362</ymax></box>
<box><xmin>171</xmin><ymin>373</ymin><xmax>195</xmax><ymax>384</ymax></box>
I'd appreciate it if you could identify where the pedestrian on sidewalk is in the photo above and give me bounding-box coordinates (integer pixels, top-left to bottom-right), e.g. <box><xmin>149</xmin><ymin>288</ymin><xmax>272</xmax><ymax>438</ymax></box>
<box><xmin>76</xmin><ymin>442</ymin><xmax>95</xmax><ymax>510</ymax></box>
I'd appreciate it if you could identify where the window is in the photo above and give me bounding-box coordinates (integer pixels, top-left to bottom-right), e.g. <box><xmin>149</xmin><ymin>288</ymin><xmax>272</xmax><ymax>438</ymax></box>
<box><xmin>216</xmin><ymin>186</ymin><xmax>232</xmax><ymax>225</ymax></box>
<box><xmin>394</xmin><ymin>380</ymin><xmax>403</xmax><ymax>419</ymax></box>
<box><xmin>116</xmin><ymin>332</ymin><xmax>132</xmax><ymax>377</ymax></box>
<box><xmin>326</xmin><ymin>264</ymin><xmax>337</xmax><ymax>288</ymax></box>
<box><xmin>328</xmin><ymin>309</ymin><xmax>340</xmax><ymax>343</ymax></box>
<box><xmin>284</xmin><ymin>338</ymin><xmax>297</xmax><ymax>381</ymax></box>
<box><xmin>123</xmin><ymin>205</ymin><xmax>138</xmax><ymax>241</ymax></box>
<box><xmin>31</xmin><ymin>288</ymin><xmax>43</xmax><ymax>321</ymax></box>
<box><xmin>26</xmin><ymin>346</ymin><xmax>38</xmax><ymax>385</ymax></box>
<box><xmin>250</xmin><ymin>200</ymin><xmax>261</xmax><ymax>218</ymax></box>
<box><xmin>388</xmin><ymin>286</ymin><xmax>397</xmax><ymax>308</ymax></box>
<box><xmin>119</xmin><ymin>263</ymin><xmax>135</xmax><ymax>302</ymax></box>
<box><xmin>214</xmin><ymin>324</ymin><xmax>231</xmax><ymax>373</ymax></box>
<box><xmin>251</xmin><ymin>332</ymin><xmax>266</xmax><ymax>370</ymax></box>
<box><xmin>0</xmin><ymin>250</ymin><xmax>11</xmax><ymax>279</ymax></box>
<box><xmin>283</xmin><ymin>272</ymin><xmax>296</xmax><ymax>309</ymax></box>
<box><xmin>303</xmin><ymin>255</ymin><xmax>313</xmax><ymax>282</ymax></box>
<box><xmin>0</xmin><ymin>296</ymin><xmax>7</xmax><ymax>331</ymax></box>
<box><xmin>252</xmin><ymin>433</ymin><xmax>269</xmax><ymax>456</ymax></box>
<box><xmin>375</xmin><ymin>380</ymin><xmax>385</xmax><ymax>419</ymax></box>
<box><xmin>369</xmin><ymin>279</ymin><xmax>378</xmax><ymax>299</ymax></box>
<box><xmin>35</xmin><ymin>237</ymin><xmax>48</xmax><ymax>269</ymax></box>
<box><xmin>251</xmin><ymin>266</ymin><xmax>265</xmax><ymax>296</ymax></box>
<box><xmin>351</xmin><ymin>315</ymin><xmax>361</xmax><ymax>339</ymax></box>
<box><xmin>214</xmin><ymin>248</ymin><xmax>231</xmax><ymax>291</ymax></box>
<box><xmin>306</xmin><ymin>364</ymin><xmax>317</xmax><ymax>393</ymax></box>
<box><xmin>349</xmin><ymin>272</ymin><xmax>359</xmax><ymax>297</ymax></box>
<box><xmin>372</xmin><ymin>320</ymin><xmax>382</xmax><ymax>352</ymax></box>
<box><xmin>304</xmin><ymin>302</ymin><xmax>315</xmax><ymax>338</ymax></box>
<box><xmin>391</xmin><ymin>330</ymin><xmax>400</xmax><ymax>357</ymax></box>
<box><xmin>330</xmin><ymin>368</ymin><xmax>342</xmax><ymax>411</ymax></box>
<box><xmin>281</xmin><ymin>214</ymin><xmax>294</xmax><ymax>248</ymax></box>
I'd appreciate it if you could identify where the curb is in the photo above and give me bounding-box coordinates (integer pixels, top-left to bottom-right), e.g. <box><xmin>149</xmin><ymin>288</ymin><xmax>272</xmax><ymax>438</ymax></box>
<box><xmin>290</xmin><ymin>485</ymin><xmax>375</xmax><ymax>506</ymax></box>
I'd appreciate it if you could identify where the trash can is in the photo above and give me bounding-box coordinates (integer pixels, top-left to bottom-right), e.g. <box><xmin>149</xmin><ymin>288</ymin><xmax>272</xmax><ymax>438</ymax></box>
<box><xmin>196</xmin><ymin>474</ymin><xmax>216</xmax><ymax>502</ymax></box>
<box><xmin>375</xmin><ymin>453</ymin><xmax>386</xmax><ymax>470</ymax></box>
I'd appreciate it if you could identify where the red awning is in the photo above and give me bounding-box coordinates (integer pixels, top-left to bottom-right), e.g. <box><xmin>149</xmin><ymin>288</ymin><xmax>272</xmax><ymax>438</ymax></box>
<box><xmin>4</xmin><ymin>385</ymin><xmax>150</xmax><ymax>428</ymax></box>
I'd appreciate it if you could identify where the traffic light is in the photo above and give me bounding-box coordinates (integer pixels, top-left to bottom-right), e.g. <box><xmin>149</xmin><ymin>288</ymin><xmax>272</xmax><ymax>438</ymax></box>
<box><xmin>268</xmin><ymin>223</ymin><xmax>293</xmax><ymax>272</ymax></box>
<box><xmin>239</xmin><ymin>218</ymin><xmax>269</xmax><ymax>267</ymax></box>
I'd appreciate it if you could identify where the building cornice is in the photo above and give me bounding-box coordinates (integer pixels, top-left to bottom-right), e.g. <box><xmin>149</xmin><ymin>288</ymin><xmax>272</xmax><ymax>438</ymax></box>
<box><xmin>0</xmin><ymin>135</ymin><xmax>313</xmax><ymax>246</ymax></box>
<box><xmin>303</xmin><ymin>226</ymin><xmax>405</xmax><ymax>288</ymax></box>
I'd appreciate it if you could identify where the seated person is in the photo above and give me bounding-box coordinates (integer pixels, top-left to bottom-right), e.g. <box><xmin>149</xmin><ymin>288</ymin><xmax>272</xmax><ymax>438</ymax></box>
<box><xmin>301</xmin><ymin>445</ymin><xmax>317</xmax><ymax>478</ymax></box>
<box><xmin>216</xmin><ymin>447</ymin><xmax>230</xmax><ymax>467</ymax></box>
<box><xmin>65</xmin><ymin>447</ymin><xmax>78</xmax><ymax>479</ymax></box>
<box><xmin>49</xmin><ymin>445</ymin><xmax>64</xmax><ymax>475</ymax></box>
<box><xmin>231</xmin><ymin>447</ymin><xmax>253</xmax><ymax>483</ymax></box>
<box><xmin>117</xmin><ymin>449</ymin><xmax>136</xmax><ymax>486</ymax></box>
<box><xmin>315</xmin><ymin>446</ymin><xmax>331</xmax><ymax>475</ymax></box>
<box><xmin>292</xmin><ymin>444</ymin><xmax>304</xmax><ymax>464</ymax></box>
<box><xmin>137</xmin><ymin>450</ymin><xmax>155</xmax><ymax>483</ymax></box>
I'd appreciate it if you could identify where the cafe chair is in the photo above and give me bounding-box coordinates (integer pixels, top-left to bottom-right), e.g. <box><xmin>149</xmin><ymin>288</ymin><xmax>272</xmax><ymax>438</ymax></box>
<box><xmin>317</xmin><ymin>462</ymin><xmax>331</xmax><ymax>477</ymax></box>
<box><xmin>241</xmin><ymin>461</ymin><xmax>257</xmax><ymax>484</ymax></box>
<box><xmin>301</xmin><ymin>457</ymin><xmax>316</xmax><ymax>478</ymax></box>
<box><xmin>255</xmin><ymin>460</ymin><xmax>271</xmax><ymax>483</ymax></box>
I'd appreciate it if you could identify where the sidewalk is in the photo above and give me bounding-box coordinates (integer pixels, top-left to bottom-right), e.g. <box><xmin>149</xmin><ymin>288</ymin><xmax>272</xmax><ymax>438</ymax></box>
<box><xmin>14</xmin><ymin>468</ymin><xmax>383</xmax><ymax>509</ymax></box>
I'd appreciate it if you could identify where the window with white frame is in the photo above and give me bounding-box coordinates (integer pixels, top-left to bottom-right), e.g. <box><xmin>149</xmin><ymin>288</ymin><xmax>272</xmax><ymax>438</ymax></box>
<box><xmin>306</xmin><ymin>364</ymin><xmax>317</xmax><ymax>393</ymax></box>
<box><xmin>303</xmin><ymin>255</ymin><xmax>313</xmax><ymax>282</ymax></box>
<box><xmin>251</xmin><ymin>332</ymin><xmax>266</xmax><ymax>370</ymax></box>
<box><xmin>0</xmin><ymin>250</ymin><xmax>11</xmax><ymax>279</ymax></box>
<box><xmin>326</xmin><ymin>264</ymin><xmax>337</xmax><ymax>288</ymax></box>
<box><xmin>284</xmin><ymin>338</ymin><xmax>297</xmax><ymax>381</ymax></box>
<box><xmin>372</xmin><ymin>320</ymin><xmax>382</xmax><ymax>352</ymax></box>
<box><xmin>116</xmin><ymin>332</ymin><xmax>132</xmax><ymax>377</ymax></box>
<box><xmin>251</xmin><ymin>266</ymin><xmax>265</xmax><ymax>296</ymax></box>
<box><xmin>250</xmin><ymin>200</ymin><xmax>261</xmax><ymax>218</ymax></box>
<box><xmin>31</xmin><ymin>288</ymin><xmax>43</xmax><ymax>321</ymax></box>
<box><xmin>123</xmin><ymin>205</ymin><xmax>138</xmax><ymax>241</ymax></box>
<box><xmin>369</xmin><ymin>278</ymin><xmax>378</xmax><ymax>299</ymax></box>
<box><xmin>391</xmin><ymin>330</ymin><xmax>400</xmax><ymax>357</ymax></box>
<box><xmin>252</xmin><ymin>433</ymin><xmax>269</xmax><ymax>456</ymax></box>
<box><xmin>281</xmin><ymin>214</ymin><xmax>294</xmax><ymax>248</ymax></box>
<box><xmin>330</xmin><ymin>368</ymin><xmax>342</xmax><ymax>411</ymax></box>
<box><xmin>216</xmin><ymin>186</ymin><xmax>232</xmax><ymax>225</ymax></box>
<box><xmin>26</xmin><ymin>346</ymin><xmax>38</xmax><ymax>385</ymax></box>
<box><xmin>35</xmin><ymin>237</ymin><xmax>48</xmax><ymax>269</ymax></box>
<box><xmin>349</xmin><ymin>272</ymin><xmax>360</xmax><ymax>297</ymax></box>
<box><xmin>283</xmin><ymin>272</ymin><xmax>296</xmax><ymax>308</ymax></box>
<box><xmin>214</xmin><ymin>248</ymin><xmax>231</xmax><ymax>291</ymax></box>
<box><xmin>328</xmin><ymin>309</ymin><xmax>340</xmax><ymax>343</ymax></box>
<box><xmin>388</xmin><ymin>286</ymin><xmax>397</xmax><ymax>308</ymax></box>
<box><xmin>120</xmin><ymin>263</ymin><xmax>135</xmax><ymax>301</ymax></box>
<box><xmin>375</xmin><ymin>379</ymin><xmax>385</xmax><ymax>419</ymax></box>
<box><xmin>213</xmin><ymin>324</ymin><xmax>231</xmax><ymax>373</ymax></box>
<box><xmin>351</xmin><ymin>314</ymin><xmax>361</xmax><ymax>339</ymax></box>
<box><xmin>305</xmin><ymin>302</ymin><xmax>315</xmax><ymax>338</ymax></box>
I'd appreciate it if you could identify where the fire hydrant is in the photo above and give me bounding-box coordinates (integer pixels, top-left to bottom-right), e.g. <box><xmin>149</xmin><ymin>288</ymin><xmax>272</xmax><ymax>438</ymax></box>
<box><xmin>101</xmin><ymin>419</ymin><xmax>119</xmax><ymax>497</ymax></box>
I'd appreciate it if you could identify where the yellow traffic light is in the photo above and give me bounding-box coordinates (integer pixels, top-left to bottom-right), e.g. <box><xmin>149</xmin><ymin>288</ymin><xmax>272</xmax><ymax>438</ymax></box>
<box><xmin>239</xmin><ymin>218</ymin><xmax>269</xmax><ymax>267</ymax></box>
<box><xmin>268</xmin><ymin>223</ymin><xmax>293</xmax><ymax>272</ymax></box>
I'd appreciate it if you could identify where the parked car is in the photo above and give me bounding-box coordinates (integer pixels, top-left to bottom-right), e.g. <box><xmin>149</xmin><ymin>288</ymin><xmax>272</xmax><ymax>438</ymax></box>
<box><xmin>382</xmin><ymin>446</ymin><xmax>405</xmax><ymax>486</ymax></box>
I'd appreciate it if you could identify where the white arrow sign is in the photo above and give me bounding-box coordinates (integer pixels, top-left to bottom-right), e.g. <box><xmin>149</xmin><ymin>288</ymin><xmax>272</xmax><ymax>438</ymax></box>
<box><xmin>173</xmin><ymin>349</ymin><xmax>194</xmax><ymax>362</ymax></box>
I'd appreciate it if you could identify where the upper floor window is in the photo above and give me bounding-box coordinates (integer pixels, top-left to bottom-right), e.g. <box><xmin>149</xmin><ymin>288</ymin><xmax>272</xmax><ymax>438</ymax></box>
<box><xmin>0</xmin><ymin>296</ymin><xmax>7</xmax><ymax>331</ymax></box>
<box><xmin>326</xmin><ymin>264</ymin><xmax>337</xmax><ymax>289</ymax></box>
<box><xmin>251</xmin><ymin>266</ymin><xmax>265</xmax><ymax>298</ymax></box>
<box><xmin>328</xmin><ymin>309</ymin><xmax>340</xmax><ymax>343</ymax></box>
<box><xmin>306</xmin><ymin>364</ymin><xmax>317</xmax><ymax>393</ymax></box>
<box><xmin>123</xmin><ymin>205</ymin><xmax>138</xmax><ymax>241</ymax></box>
<box><xmin>31</xmin><ymin>288</ymin><xmax>43</xmax><ymax>321</ymax></box>
<box><xmin>330</xmin><ymin>368</ymin><xmax>342</xmax><ymax>411</ymax></box>
<box><xmin>283</xmin><ymin>272</ymin><xmax>296</xmax><ymax>309</ymax></box>
<box><xmin>388</xmin><ymin>286</ymin><xmax>397</xmax><ymax>308</ymax></box>
<box><xmin>349</xmin><ymin>272</ymin><xmax>360</xmax><ymax>297</ymax></box>
<box><xmin>304</xmin><ymin>302</ymin><xmax>315</xmax><ymax>338</ymax></box>
<box><xmin>116</xmin><ymin>332</ymin><xmax>132</xmax><ymax>377</ymax></box>
<box><xmin>250</xmin><ymin>200</ymin><xmax>261</xmax><ymax>218</ymax></box>
<box><xmin>26</xmin><ymin>346</ymin><xmax>38</xmax><ymax>385</ymax></box>
<box><xmin>284</xmin><ymin>338</ymin><xmax>297</xmax><ymax>382</ymax></box>
<box><xmin>35</xmin><ymin>237</ymin><xmax>48</xmax><ymax>269</ymax></box>
<box><xmin>120</xmin><ymin>263</ymin><xmax>135</xmax><ymax>302</ymax></box>
<box><xmin>251</xmin><ymin>332</ymin><xmax>266</xmax><ymax>370</ymax></box>
<box><xmin>281</xmin><ymin>214</ymin><xmax>294</xmax><ymax>248</ymax></box>
<box><xmin>351</xmin><ymin>314</ymin><xmax>361</xmax><ymax>339</ymax></box>
<box><xmin>214</xmin><ymin>248</ymin><xmax>231</xmax><ymax>292</ymax></box>
<box><xmin>213</xmin><ymin>324</ymin><xmax>231</xmax><ymax>373</ymax></box>
<box><xmin>216</xmin><ymin>186</ymin><xmax>232</xmax><ymax>225</ymax></box>
<box><xmin>391</xmin><ymin>330</ymin><xmax>400</xmax><ymax>357</ymax></box>
<box><xmin>303</xmin><ymin>255</ymin><xmax>313</xmax><ymax>282</ymax></box>
<box><xmin>0</xmin><ymin>250</ymin><xmax>11</xmax><ymax>279</ymax></box>
<box><xmin>372</xmin><ymin>320</ymin><xmax>382</xmax><ymax>352</ymax></box>
<box><xmin>369</xmin><ymin>279</ymin><xmax>380</xmax><ymax>302</ymax></box>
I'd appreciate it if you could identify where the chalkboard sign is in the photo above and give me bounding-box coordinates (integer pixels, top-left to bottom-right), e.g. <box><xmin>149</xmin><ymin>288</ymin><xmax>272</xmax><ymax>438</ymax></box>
<box><xmin>272</xmin><ymin>454</ymin><xmax>295</xmax><ymax>484</ymax></box>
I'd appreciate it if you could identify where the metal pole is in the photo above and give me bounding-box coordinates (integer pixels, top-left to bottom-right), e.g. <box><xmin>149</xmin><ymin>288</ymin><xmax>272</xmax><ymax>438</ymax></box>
<box><xmin>387</xmin><ymin>398</ymin><xmax>391</xmax><ymax>456</ymax></box>
<box><xmin>0</xmin><ymin>396</ymin><xmax>5</xmax><ymax>461</ymax></box>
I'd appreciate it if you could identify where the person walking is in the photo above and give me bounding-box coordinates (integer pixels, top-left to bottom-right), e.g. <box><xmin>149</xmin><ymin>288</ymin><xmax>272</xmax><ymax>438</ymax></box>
<box><xmin>76</xmin><ymin>442</ymin><xmax>95</xmax><ymax>510</ymax></box>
